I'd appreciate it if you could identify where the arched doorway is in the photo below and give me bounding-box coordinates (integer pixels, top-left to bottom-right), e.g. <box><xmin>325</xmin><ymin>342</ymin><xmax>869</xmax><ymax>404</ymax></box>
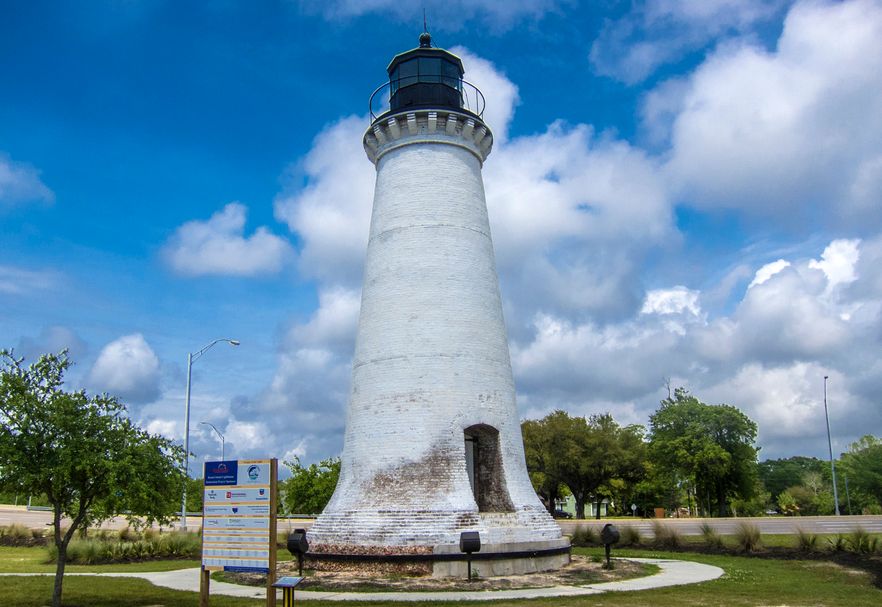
<box><xmin>463</xmin><ymin>424</ymin><xmax>514</xmax><ymax>512</ymax></box>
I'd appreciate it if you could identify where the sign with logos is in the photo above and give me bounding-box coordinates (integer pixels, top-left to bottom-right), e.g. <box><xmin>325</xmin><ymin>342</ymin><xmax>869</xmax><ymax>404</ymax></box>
<box><xmin>201</xmin><ymin>458</ymin><xmax>277</xmax><ymax>575</ymax></box>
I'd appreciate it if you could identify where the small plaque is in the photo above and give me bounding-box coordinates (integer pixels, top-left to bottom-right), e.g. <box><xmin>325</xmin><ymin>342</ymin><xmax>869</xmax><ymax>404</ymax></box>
<box><xmin>273</xmin><ymin>576</ymin><xmax>304</xmax><ymax>588</ymax></box>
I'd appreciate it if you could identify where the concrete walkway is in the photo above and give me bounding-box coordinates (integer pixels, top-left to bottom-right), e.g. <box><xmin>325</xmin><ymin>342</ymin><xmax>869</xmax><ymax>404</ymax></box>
<box><xmin>2</xmin><ymin>558</ymin><xmax>724</xmax><ymax>602</ymax></box>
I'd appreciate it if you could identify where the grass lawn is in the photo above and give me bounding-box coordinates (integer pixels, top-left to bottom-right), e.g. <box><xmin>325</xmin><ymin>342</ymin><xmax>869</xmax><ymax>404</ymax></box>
<box><xmin>1</xmin><ymin>544</ymin><xmax>880</xmax><ymax>606</ymax></box>
<box><xmin>0</xmin><ymin>576</ymin><xmax>260</xmax><ymax>607</ymax></box>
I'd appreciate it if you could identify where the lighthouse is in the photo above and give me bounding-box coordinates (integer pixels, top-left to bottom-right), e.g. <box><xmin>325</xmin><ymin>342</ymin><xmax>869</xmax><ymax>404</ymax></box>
<box><xmin>307</xmin><ymin>33</ymin><xmax>568</xmax><ymax>575</ymax></box>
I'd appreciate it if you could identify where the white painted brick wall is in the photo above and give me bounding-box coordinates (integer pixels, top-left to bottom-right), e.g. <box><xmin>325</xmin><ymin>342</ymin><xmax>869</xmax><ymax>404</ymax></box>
<box><xmin>309</xmin><ymin>113</ymin><xmax>560</xmax><ymax>550</ymax></box>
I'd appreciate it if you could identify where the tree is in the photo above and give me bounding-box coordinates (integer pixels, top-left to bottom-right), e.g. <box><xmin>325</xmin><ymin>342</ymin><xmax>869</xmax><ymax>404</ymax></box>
<box><xmin>649</xmin><ymin>388</ymin><xmax>759</xmax><ymax>517</ymax></box>
<box><xmin>521</xmin><ymin>416</ymin><xmax>567</xmax><ymax>513</ymax></box>
<box><xmin>0</xmin><ymin>351</ymin><xmax>184</xmax><ymax>607</ymax></box>
<box><xmin>839</xmin><ymin>435</ymin><xmax>882</xmax><ymax>513</ymax></box>
<box><xmin>185</xmin><ymin>476</ymin><xmax>204</xmax><ymax>514</ymax></box>
<box><xmin>758</xmin><ymin>456</ymin><xmax>825</xmax><ymax>501</ymax></box>
<box><xmin>281</xmin><ymin>456</ymin><xmax>341</xmax><ymax>515</ymax></box>
<box><xmin>521</xmin><ymin>410</ymin><xmax>645</xmax><ymax>519</ymax></box>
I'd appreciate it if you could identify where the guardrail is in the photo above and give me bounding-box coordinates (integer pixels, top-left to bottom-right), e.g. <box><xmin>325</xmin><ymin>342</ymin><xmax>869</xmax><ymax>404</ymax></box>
<box><xmin>369</xmin><ymin>79</ymin><xmax>485</xmax><ymax>121</ymax></box>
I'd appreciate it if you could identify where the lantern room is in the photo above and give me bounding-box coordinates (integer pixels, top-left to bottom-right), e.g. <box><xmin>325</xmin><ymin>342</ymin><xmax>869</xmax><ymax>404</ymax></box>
<box><xmin>386</xmin><ymin>32</ymin><xmax>465</xmax><ymax>114</ymax></box>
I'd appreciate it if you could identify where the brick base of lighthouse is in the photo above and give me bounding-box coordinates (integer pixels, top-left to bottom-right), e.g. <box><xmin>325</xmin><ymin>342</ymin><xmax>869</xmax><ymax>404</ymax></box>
<box><xmin>304</xmin><ymin>537</ymin><xmax>570</xmax><ymax>577</ymax></box>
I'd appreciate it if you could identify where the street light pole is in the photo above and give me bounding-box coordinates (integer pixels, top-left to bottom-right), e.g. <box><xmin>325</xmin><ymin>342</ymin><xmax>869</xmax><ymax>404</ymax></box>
<box><xmin>823</xmin><ymin>375</ymin><xmax>841</xmax><ymax>516</ymax></box>
<box><xmin>200</xmin><ymin>421</ymin><xmax>225</xmax><ymax>461</ymax></box>
<box><xmin>180</xmin><ymin>338</ymin><xmax>240</xmax><ymax>530</ymax></box>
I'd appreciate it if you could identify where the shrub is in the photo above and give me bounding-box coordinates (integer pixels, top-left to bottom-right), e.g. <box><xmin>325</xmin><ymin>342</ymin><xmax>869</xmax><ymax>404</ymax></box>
<box><xmin>827</xmin><ymin>534</ymin><xmax>848</xmax><ymax>552</ymax></box>
<box><xmin>159</xmin><ymin>531</ymin><xmax>200</xmax><ymax>557</ymax></box>
<box><xmin>651</xmin><ymin>521</ymin><xmax>682</xmax><ymax>549</ymax></box>
<box><xmin>118</xmin><ymin>526</ymin><xmax>140</xmax><ymax>542</ymax></box>
<box><xmin>570</xmin><ymin>525</ymin><xmax>599</xmax><ymax>547</ymax></box>
<box><xmin>734</xmin><ymin>522</ymin><xmax>762</xmax><ymax>553</ymax></box>
<box><xmin>795</xmin><ymin>528</ymin><xmax>818</xmax><ymax>552</ymax></box>
<box><xmin>0</xmin><ymin>524</ymin><xmax>39</xmax><ymax>546</ymax></box>
<box><xmin>700</xmin><ymin>522</ymin><xmax>724</xmax><ymax>549</ymax></box>
<box><xmin>620</xmin><ymin>525</ymin><xmax>642</xmax><ymax>546</ymax></box>
<box><xmin>45</xmin><ymin>531</ymin><xmax>201</xmax><ymax>564</ymax></box>
<box><xmin>847</xmin><ymin>528</ymin><xmax>878</xmax><ymax>554</ymax></box>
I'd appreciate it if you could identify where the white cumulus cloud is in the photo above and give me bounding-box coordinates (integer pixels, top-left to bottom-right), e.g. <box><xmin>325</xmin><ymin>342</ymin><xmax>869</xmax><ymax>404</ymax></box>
<box><xmin>656</xmin><ymin>0</ymin><xmax>882</xmax><ymax>228</ymax></box>
<box><xmin>808</xmin><ymin>239</ymin><xmax>860</xmax><ymax>290</ymax></box>
<box><xmin>641</xmin><ymin>286</ymin><xmax>702</xmax><ymax>316</ymax></box>
<box><xmin>88</xmin><ymin>333</ymin><xmax>161</xmax><ymax>404</ymax></box>
<box><xmin>163</xmin><ymin>202</ymin><xmax>293</xmax><ymax>276</ymax></box>
<box><xmin>749</xmin><ymin>259</ymin><xmax>791</xmax><ymax>289</ymax></box>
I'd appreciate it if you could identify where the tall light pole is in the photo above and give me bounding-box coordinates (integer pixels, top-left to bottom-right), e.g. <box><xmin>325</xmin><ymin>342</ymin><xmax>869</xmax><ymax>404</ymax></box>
<box><xmin>823</xmin><ymin>375</ymin><xmax>840</xmax><ymax>516</ymax></box>
<box><xmin>200</xmin><ymin>421</ymin><xmax>225</xmax><ymax>461</ymax></box>
<box><xmin>180</xmin><ymin>338</ymin><xmax>240</xmax><ymax>529</ymax></box>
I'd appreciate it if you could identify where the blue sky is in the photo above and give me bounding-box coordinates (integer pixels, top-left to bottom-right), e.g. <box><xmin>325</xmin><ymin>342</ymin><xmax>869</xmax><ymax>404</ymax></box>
<box><xmin>3</xmin><ymin>0</ymin><xmax>882</xmax><ymax>473</ymax></box>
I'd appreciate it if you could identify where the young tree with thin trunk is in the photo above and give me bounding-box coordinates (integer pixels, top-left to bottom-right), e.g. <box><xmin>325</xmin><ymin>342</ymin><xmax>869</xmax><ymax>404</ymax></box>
<box><xmin>0</xmin><ymin>350</ymin><xmax>184</xmax><ymax>607</ymax></box>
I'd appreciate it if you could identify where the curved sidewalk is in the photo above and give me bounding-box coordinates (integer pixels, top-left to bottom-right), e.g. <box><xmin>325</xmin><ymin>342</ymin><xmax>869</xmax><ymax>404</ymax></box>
<box><xmin>4</xmin><ymin>557</ymin><xmax>723</xmax><ymax>601</ymax></box>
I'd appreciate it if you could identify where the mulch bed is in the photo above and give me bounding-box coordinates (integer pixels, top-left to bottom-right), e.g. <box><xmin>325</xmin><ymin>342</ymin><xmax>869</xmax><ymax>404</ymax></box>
<box><xmin>219</xmin><ymin>555</ymin><xmax>649</xmax><ymax>592</ymax></box>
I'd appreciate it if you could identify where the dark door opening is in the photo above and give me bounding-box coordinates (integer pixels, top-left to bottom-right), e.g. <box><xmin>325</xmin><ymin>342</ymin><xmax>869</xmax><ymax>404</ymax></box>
<box><xmin>463</xmin><ymin>424</ymin><xmax>514</xmax><ymax>512</ymax></box>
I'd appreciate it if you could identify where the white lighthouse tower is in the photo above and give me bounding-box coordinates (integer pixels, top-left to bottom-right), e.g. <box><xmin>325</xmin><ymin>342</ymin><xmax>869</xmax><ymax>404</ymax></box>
<box><xmin>308</xmin><ymin>33</ymin><xmax>568</xmax><ymax>575</ymax></box>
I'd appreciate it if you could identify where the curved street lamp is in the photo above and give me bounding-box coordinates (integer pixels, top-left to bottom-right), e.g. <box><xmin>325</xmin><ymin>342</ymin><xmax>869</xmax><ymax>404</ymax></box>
<box><xmin>200</xmin><ymin>420</ymin><xmax>225</xmax><ymax>461</ymax></box>
<box><xmin>181</xmin><ymin>338</ymin><xmax>239</xmax><ymax>529</ymax></box>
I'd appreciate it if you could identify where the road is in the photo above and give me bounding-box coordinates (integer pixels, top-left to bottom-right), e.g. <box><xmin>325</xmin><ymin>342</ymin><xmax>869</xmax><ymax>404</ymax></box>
<box><xmin>2</xmin><ymin>505</ymin><xmax>880</xmax><ymax>536</ymax></box>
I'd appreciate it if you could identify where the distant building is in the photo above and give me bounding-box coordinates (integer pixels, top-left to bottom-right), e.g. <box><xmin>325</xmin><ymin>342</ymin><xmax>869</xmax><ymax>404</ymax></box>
<box><xmin>556</xmin><ymin>496</ymin><xmax>610</xmax><ymax>518</ymax></box>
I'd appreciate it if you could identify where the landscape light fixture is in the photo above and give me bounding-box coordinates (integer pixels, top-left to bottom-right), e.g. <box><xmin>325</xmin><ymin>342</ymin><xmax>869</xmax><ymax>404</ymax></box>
<box><xmin>601</xmin><ymin>523</ymin><xmax>620</xmax><ymax>568</ymax></box>
<box><xmin>287</xmin><ymin>529</ymin><xmax>310</xmax><ymax>576</ymax></box>
<box><xmin>459</xmin><ymin>531</ymin><xmax>481</xmax><ymax>581</ymax></box>
<box><xmin>180</xmin><ymin>338</ymin><xmax>240</xmax><ymax>529</ymax></box>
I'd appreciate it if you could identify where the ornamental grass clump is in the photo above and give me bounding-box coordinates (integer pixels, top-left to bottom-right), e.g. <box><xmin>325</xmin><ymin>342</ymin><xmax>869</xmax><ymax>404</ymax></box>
<box><xmin>117</xmin><ymin>526</ymin><xmax>140</xmax><ymax>542</ymax></box>
<box><xmin>795</xmin><ymin>528</ymin><xmax>819</xmax><ymax>553</ymax></box>
<box><xmin>827</xmin><ymin>534</ymin><xmax>848</xmax><ymax>552</ymax></box>
<box><xmin>700</xmin><ymin>522</ymin><xmax>725</xmax><ymax>549</ymax></box>
<box><xmin>46</xmin><ymin>531</ymin><xmax>201</xmax><ymax>565</ymax></box>
<box><xmin>847</xmin><ymin>528</ymin><xmax>878</xmax><ymax>554</ymax></box>
<box><xmin>620</xmin><ymin>525</ymin><xmax>643</xmax><ymax>546</ymax></box>
<box><xmin>570</xmin><ymin>525</ymin><xmax>600</xmax><ymax>547</ymax></box>
<box><xmin>651</xmin><ymin>521</ymin><xmax>682</xmax><ymax>549</ymax></box>
<box><xmin>159</xmin><ymin>531</ymin><xmax>201</xmax><ymax>557</ymax></box>
<box><xmin>734</xmin><ymin>522</ymin><xmax>762</xmax><ymax>553</ymax></box>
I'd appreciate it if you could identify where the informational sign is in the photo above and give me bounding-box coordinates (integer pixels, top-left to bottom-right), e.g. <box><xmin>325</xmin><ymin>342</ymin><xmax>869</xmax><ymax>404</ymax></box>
<box><xmin>201</xmin><ymin>459</ymin><xmax>277</xmax><ymax>574</ymax></box>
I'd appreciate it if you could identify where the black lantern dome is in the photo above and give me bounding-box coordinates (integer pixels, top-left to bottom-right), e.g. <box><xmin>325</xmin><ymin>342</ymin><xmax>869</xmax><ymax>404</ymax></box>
<box><xmin>385</xmin><ymin>33</ymin><xmax>466</xmax><ymax>115</ymax></box>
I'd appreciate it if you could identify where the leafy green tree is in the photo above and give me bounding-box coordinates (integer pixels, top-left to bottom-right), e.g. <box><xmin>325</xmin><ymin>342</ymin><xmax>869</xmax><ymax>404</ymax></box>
<box><xmin>792</xmin><ymin>469</ymin><xmax>840</xmax><ymax>515</ymax></box>
<box><xmin>0</xmin><ymin>350</ymin><xmax>184</xmax><ymax>607</ymax></box>
<box><xmin>777</xmin><ymin>489</ymin><xmax>800</xmax><ymax>515</ymax></box>
<box><xmin>185</xmin><ymin>476</ymin><xmax>204</xmax><ymax>514</ymax></box>
<box><xmin>281</xmin><ymin>456</ymin><xmax>340</xmax><ymax>515</ymax></box>
<box><xmin>522</xmin><ymin>410</ymin><xmax>645</xmax><ymax>519</ymax></box>
<box><xmin>521</xmin><ymin>416</ymin><xmax>567</xmax><ymax>513</ymax></box>
<box><xmin>649</xmin><ymin>388</ymin><xmax>759</xmax><ymax>517</ymax></box>
<box><xmin>758</xmin><ymin>456</ymin><xmax>825</xmax><ymax>500</ymax></box>
<box><xmin>839</xmin><ymin>435</ymin><xmax>882</xmax><ymax>513</ymax></box>
<box><xmin>630</xmin><ymin>461</ymin><xmax>683</xmax><ymax>516</ymax></box>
